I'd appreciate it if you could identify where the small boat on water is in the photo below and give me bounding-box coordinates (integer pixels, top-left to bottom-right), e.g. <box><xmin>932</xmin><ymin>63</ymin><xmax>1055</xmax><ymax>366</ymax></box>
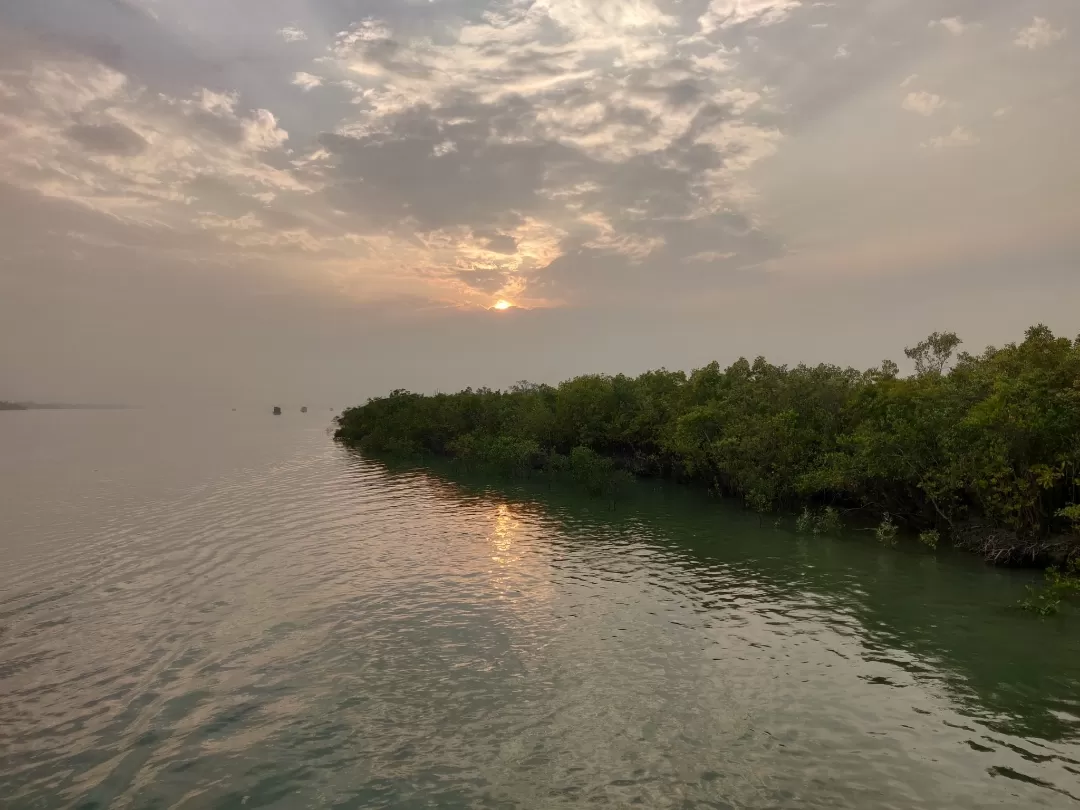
<box><xmin>272</xmin><ymin>406</ymin><xmax>282</xmax><ymax>415</ymax></box>
<box><xmin>301</xmin><ymin>406</ymin><xmax>308</xmax><ymax>413</ymax></box>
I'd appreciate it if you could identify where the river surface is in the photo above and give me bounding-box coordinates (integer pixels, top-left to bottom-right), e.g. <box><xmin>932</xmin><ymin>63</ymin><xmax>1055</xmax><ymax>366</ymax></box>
<box><xmin>2</xmin><ymin>409</ymin><xmax>1080</xmax><ymax>809</ymax></box>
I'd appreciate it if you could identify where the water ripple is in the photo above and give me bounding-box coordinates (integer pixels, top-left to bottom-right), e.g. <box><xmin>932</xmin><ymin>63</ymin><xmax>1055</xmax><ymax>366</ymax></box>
<box><xmin>2</xmin><ymin>411</ymin><xmax>1079</xmax><ymax>808</ymax></box>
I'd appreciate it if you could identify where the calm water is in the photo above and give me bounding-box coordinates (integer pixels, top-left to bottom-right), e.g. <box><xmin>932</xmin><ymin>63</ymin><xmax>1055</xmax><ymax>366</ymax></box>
<box><xmin>2</xmin><ymin>410</ymin><xmax>1080</xmax><ymax>809</ymax></box>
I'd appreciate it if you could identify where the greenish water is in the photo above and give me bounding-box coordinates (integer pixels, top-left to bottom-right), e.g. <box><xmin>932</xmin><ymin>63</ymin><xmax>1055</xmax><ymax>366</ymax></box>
<box><xmin>1</xmin><ymin>410</ymin><xmax>1079</xmax><ymax>808</ymax></box>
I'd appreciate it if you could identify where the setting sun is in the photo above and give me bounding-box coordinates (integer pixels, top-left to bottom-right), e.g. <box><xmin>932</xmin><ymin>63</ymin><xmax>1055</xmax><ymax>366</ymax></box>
<box><xmin>493</xmin><ymin>300</ymin><xmax>512</xmax><ymax>310</ymax></box>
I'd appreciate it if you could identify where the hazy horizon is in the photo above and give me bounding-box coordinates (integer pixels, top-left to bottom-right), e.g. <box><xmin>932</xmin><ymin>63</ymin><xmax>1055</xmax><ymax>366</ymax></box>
<box><xmin>1</xmin><ymin>0</ymin><xmax>1077</xmax><ymax>407</ymax></box>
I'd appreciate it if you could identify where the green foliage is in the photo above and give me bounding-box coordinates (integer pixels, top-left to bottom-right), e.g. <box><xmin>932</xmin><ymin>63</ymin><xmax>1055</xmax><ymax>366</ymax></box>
<box><xmin>1019</xmin><ymin>558</ymin><xmax>1080</xmax><ymax>615</ymax></box>
<box><xmin>447</xmin><ymin>433</ymin><xmax>542</xmax><ymax>476</ymax></box>
<box><xmin>919</xmin><ymin>529</ymin><xmax>941</xmax><ymax>550</ymax></box>
<box><xmin>569</xmin><ymin>445</ymin><xmax>616</xmax><ymax>494</ymax></box>
<box><xmin>335</xmin><ymin>325</ymin><xmax>1080</xmax><ymax>563</ymax></box>
<box><xmin>875</xmin><ymin>513</ymin><xmax>899</xmax><ymax>547</ymax></box>
<box><xmin>1019</xmin><ymin>586</ymin><xmax>1063</xmax><ymax>616</ymax></box>
<box><xmin>1058</xmin><ymin>505</ymin><xmax>1080</xmax><ymax>534</ymax></box>
<box><xmin>795</xmin><ymin>507</ymin><xmax>814</xmax><ymax>534</ymax></box>
<box><xmin>818</xmin><ymin>507</ymin><xmax>842</xmax><ymax>535</ymax></box>
<box><xmin>904</xmin><ymin>331</ymin><xmax>962</xmax><ymax>377</ymax></box>
<box><xmin>796</xmin><ymin>506</ymin><xmax>842</xmax><ymax>535</ymax></box>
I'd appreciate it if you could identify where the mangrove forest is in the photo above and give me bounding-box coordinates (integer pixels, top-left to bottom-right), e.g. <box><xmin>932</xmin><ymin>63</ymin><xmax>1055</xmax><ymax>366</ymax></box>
<box><xmin>335</xmin><ymin>325</ymin><xmax>1080</xmax><ymax>572</ymax></box>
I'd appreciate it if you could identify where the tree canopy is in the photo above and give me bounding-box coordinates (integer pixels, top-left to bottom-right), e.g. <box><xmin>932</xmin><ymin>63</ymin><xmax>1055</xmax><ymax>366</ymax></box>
<box><xmin>335</xmin><ymin>325</ymin><xmax>1080</xmax><ymax>566</ymax></box>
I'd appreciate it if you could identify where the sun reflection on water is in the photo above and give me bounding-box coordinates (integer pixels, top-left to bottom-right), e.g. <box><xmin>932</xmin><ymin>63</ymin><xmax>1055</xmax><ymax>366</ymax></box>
<box><xmin>490</xmin><ymin>503</ymin><xmax>519</xmax><ymax>557</ymax></box>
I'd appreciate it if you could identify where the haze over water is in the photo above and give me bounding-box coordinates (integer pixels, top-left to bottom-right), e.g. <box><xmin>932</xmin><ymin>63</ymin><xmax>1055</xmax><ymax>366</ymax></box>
<box><xmin>1</xmin><ymin>409</ymin><xmax>1078</xmax><ymax>808</ymax></box>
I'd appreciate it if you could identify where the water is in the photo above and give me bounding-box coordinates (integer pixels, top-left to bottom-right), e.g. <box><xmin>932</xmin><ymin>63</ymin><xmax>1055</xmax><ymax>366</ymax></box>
<box><xmin>2</xmin><ymin>410</ymin><xmax>1079</xmax><ymax>809</ymax></box>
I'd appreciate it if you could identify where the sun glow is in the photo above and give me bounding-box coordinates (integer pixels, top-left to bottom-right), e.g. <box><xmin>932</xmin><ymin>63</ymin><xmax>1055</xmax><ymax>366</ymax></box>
<box><xmin>493</xmin><ymin>299</ymin><xmax>512</xmax><ymax>310</ymax></box>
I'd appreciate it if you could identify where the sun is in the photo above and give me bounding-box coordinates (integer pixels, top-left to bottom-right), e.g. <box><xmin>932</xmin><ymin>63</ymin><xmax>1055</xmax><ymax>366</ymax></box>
<box><xmin>492</xmin><ymin>300</ymin><xmax>512</xmax><ymax>310</ymax></box>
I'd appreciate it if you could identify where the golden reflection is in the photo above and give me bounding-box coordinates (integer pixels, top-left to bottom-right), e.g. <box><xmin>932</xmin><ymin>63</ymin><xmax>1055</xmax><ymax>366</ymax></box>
<box><xmin>484</xmin><ymin>500</ymin><xmax>559</xmax><ymax>622</ymax></box>
<box><xmin>487</xmin><ymin>503</ymin><xmax>528</xmax><ymax>601</ymax></box>
<box><xmin>482</xmin><ymin>499</ymin><xmax>555</xmax><ymax>644</ymax></box>
<box><xmin>490</xmin><ymin>503</ymin><xmax>519</xmax><ymax>556</ymax></box>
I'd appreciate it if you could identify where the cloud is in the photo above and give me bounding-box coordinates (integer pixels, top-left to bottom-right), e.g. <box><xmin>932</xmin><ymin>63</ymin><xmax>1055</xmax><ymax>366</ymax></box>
<box><xmin>2</xmin><ymin>0</ymin><xmax>1079</xmax><ymax>411</ymax></box>
<box><xmin>292</xmin><ymin>72</ymin><xmax>324</xmax><ymax>91</ymax></box>
<box><xmin>1</xmin><ymin>0</ymin><xmax>1074</xmax><ymax>325</ymax></box>
<box><xmin>0</xmin><ymin>50</ymin><xmax>311</xmax><ymax>258</ymax></box>
<box><xmin>1014</xmin><ymin>17</ymin><xmax>1066</xmax><ymax>49</ymax></box>
<box><xmin>902</xmin><ymin>90</ymin><xmax>945</xmax><ymax>116</ymax></box>
<box><xmin>309</xmin><ymin>1</ymin><xmax>785</xmax><ymax>304</ymax></box>
<box><xmin>578</xmin><ymin>210</ymin><xmax>665</xmax><ymax>261</ymax></box>
<box><xmin>473</xmin><ymin>230</ymin><xmax>518</xmax><ymax>255</ymax></box>
<box><xmin>241</xmin><ymin>109</ymin><xmax>289</xmax><ymax>151</ymax></box>
<box><xmin>923</xmin><ymin>126</ymin><xmax>979</xmax><ymax>150</ymax></box>
<box><xmin>699</xmin><ymin>0</ymin><xmax>803</xmax><ymax>34</ymax></box>
<box><xmin>279</xmin><ymin>26</ymin><xmax>308</xmax><ymax>43</ymax></box>
<box><xmin>683</xmin><ymin>250</ymin><xmax>737</xmax><ymax>263</ymax></box>
<box><xmin>66</xmin><ymin>122</ymin><xmax>147</xmax><ymax>156</ymax></box>
<box><xmin>930</xmin><ymin>17</ymin><xmax>970</xmax><ymax>36</ymax></box>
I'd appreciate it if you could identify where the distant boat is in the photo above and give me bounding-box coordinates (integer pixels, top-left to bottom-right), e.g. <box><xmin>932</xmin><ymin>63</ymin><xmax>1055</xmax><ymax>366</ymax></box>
<box><xmin>272</xmin><ymin>406</ymin><xmax>282</xmax><ymax>415</ymax></box>
<box><xmin>300</xmin><ymin>406</ymin><xmax>308</xmax><ymax>413</ymax></box>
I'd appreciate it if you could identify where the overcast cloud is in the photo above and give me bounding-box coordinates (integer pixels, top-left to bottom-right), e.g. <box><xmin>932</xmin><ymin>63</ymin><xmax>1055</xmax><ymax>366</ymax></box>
<box><xmin>1</xmin><ymin>0</ymin><xmax>1077</xmax><ymax>406</ymax></box>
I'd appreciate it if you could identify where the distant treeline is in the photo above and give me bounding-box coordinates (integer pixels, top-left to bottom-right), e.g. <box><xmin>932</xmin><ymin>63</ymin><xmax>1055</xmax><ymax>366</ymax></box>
<box><xmin>0</xmin><ymin>402</ymin><xmax>126</xmax><ymax>410</ymax></box>
<box><xmin>335</xmin><ymin>325</ymin><xmax>1080</xmax><ymax>566</ymax></box>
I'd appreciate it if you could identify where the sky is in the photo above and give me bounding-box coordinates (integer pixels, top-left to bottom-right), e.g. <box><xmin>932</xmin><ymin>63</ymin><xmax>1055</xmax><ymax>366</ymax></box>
<box><xmin>0</xmin><ymin>0</ymin><xmax>1077</xmax><ymax>406</ymax></box>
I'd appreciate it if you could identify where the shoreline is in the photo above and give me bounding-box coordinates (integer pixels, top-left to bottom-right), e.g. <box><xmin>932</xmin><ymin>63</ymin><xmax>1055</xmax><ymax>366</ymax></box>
<box><xmin>334</xmin><ymin>325</ymin><xmax>1080</xmax><ymax>571</ymax></box>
